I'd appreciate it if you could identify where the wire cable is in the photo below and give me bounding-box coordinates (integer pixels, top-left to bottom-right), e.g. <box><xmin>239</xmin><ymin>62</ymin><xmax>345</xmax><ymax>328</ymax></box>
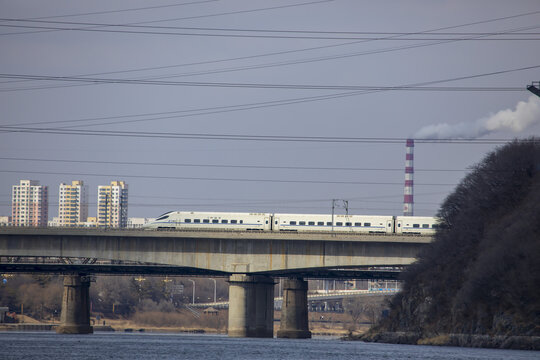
<box><xmin>0</xmin><ymin>64</ymin><xmax>537</xmax><ymax>133</ymax></box>
<box><xmin>2</xmin><ymin>19</ymin><xmax>540</xmax><ymax>40</ymax></box>
<box><xmin>0</xmin><ymin>169</ymin><xmax>457</xmax><ymax>186</ymax></box>
<box><xmin>2</xmin><ymin>11</ymin><xmax>538</xmax><ymax>93</ymax></box>
<box><xmin>0</xmin><ymin>73</ymin><xmax>527</xmax><ymax>91</ymax></box>
<box><xmin>0</xmin><ymin>156</ymin><xmax>470</xmax><ymax>172</ymax></box>
<box><xmin>0</xmin><ymin>0</ymin><xmax>336</xmax><ymax>36</ymax></box>
<box><xmin>0</xmin><ymin>127</ymin><xmax>528</xmax><ymax>144</ymax></box>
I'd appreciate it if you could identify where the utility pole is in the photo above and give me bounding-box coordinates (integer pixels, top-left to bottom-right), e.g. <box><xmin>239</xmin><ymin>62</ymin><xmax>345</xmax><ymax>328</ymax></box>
<box><xmin>187</xmin><ymin>279</ymin><xmax>195</xmax><ymax>304</ymax></box>
<box><xmin>527</xmin><ymin>81</ymin><xmax>540</xmax><ymax>97</ymax></box>
<box><xmin>209</xmin><ymin>278</ymin><xmax>216</xmax><ymax>303</ymax></box>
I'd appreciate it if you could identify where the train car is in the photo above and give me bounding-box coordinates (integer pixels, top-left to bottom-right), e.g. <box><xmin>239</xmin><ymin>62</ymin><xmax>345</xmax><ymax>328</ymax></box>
<box><xmin>394</xmin><ymin>216</ymin><xmax>439</xmax><ymax>235</ymax></box>
<box><xmin>144</xmin><ymin>211</ymin><xmax>272</xmax><ymax>231</ymax></box>
<box><xmin>272</xmin><ymin>213</ymin><xmax>394</xmax><ymax>233</ymax></box>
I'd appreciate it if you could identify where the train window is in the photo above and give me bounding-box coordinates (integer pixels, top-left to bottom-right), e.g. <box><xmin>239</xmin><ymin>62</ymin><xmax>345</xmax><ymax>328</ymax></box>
<box><xmin>266</xmin><ymin>220</ymin><xmax>269</xmax><ymax>224</ymax></box>
<box><xmin>212</xmin><ymin>219</ymin><xmax>219</xmax><ymax>224</ymax></box>
<box><xmin>156</xmin><ymin>215</ymin><xmax>169</xmax><ymax>221</ymax></box>
<box><xmin>299</xmin><ymin>221</ymin><xmax>306</xmax><ymax>225</ymax></box>
<box><xmin>432</xmin><ymin>224</ymin><xmax>439</xmax><ymax>229</ymax></box>
<box><xmin>364</xmin><ymin>222</ymin><xmax>371</xmax><ymax>227</ymax></box>
<box><xmin>308</xmin><ymin>221</ymin><xmax>315</xmax><ymax>226</ymax></box>
<box><xmin>290</xmin><ymin>221</ymin><xmax>296</xmax><ymax>225</ymax></box>
<box><xmin>203</xmin><ymin>219</ymin><xmax>210</xmax><ymax>223</ymax></box>
<box><xmin>422</xmin><ymin>224</ymin><xmax>430</xmax><ymax>228</ymax></box>
<box><xmin>413</xmin><ymin>224</ymin><xmax>420</xmax><ymax>228</ymax></box>
<box><xmin>336</xmin><ymin>222</ymin><xmax>343</xmax><ymax>226</ymax></box>
<box><xmin>222</xmin><ymin>220</ymin><xmax>228</xmax><ymax>224</ymax></box>
<box><xmin>185</xmin><ymin>219</ymin><xmax>191</xmax><ymax>223</ymax></box>
<box><xmin>240</xmin><ymin>220</ymin><xmax>243</xmax><ymax>224</ymax></box>
<box><xmin>231</xmin><ymin>220</ymin><xmax>238</xmax><ymax>224</ymax></box>
<box><xmin>354</xmin><ymin>222</ymin><xmax>361</xmax><ymax>227</ymax></box>
<box><xmin>326</xmin><ymin>222</ymin><xmax>332</xmax><ymax>226</ymax></box>
<box><xmin>317</xmin><ymin>222</ymin><xmax>324</xmax><ymax>226</ymax></box>
<box><xmin>194</xmin><ymin>219</ymin><xmax>201</xmax><ymax>223</ymax></box>
<box><xmin>345</xmin><ymin>222</ymin><xmax>352</xmax><ymax>226</ymax></box>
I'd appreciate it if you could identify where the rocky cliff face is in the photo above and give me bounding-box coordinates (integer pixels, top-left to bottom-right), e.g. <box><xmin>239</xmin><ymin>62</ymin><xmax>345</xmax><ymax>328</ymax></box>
<box><xmin>371</xmin><ymin>139</ymin><xmax>540</xmax><ymax>342</ymax></box>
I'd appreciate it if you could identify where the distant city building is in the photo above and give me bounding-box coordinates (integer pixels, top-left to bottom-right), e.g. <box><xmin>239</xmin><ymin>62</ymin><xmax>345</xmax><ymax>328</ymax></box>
<box><xmin>11</xmin><ymin>180</ymin><xmax>48</xmax><ymax>227</ymax></box>
<box><xmin>58</xmin><ymin>180</ymin><xmax>88</xmax><ymax>227</ymax></box>
<box><xmin>97</xmin><ymin>181</ymin><xmax>128</xmax><ymax>228</ymax></box>
<box><xmin>48</xmin><ymin>217</ymin><xmax>61</xmax><ymax>227</ymax></box>
<box><xmin>0</xmin><ymin>216</ymin><xmax>11</xmax><ymax>226</ymax></box>
<box><xmin>127</xmin><ymin>217</ymin><xmax>153</xmax><ymax>228</ymax></box>
<box><xmin>82</xmin><ymin>216</ymin><xmax>98</xmax><ymax>228</ymax></box>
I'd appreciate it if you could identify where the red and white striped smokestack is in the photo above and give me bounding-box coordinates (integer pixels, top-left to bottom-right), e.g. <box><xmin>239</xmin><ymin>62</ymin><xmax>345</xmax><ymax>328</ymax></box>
<box><xmin>403</xmin><ymin>139</ymin><xmax>414</xmax><ymax>216</ymax></box>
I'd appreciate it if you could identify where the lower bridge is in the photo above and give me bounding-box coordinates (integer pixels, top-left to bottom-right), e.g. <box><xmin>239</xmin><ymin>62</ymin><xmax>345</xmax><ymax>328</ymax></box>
<box><xmin>0</xmin><ymin>227</ymin><xmax>431</xmax><ymax>338</ymax></box>
<box><xmin>192</xmin><ymin>289</ymin><xmax>400</xmax><ymax>311</ymax></box>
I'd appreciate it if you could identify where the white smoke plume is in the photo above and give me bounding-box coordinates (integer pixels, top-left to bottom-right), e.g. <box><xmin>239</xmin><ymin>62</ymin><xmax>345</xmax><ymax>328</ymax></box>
<box><xmin>415</xmin><ymin>95</ymin><xmax>540</xmax><ymax>139</ymax></box>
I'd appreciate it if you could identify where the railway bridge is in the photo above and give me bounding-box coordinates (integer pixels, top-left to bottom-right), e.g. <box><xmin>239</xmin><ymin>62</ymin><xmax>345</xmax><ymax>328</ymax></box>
<box><xmin>0</xmin><ymin>227</ymin><xmax>432</xmax><ymax>338</ymax></box>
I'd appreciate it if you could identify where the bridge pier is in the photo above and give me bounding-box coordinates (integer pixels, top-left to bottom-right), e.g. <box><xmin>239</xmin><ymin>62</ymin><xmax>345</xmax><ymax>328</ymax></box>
<box><xmin>277</xmin><ymin>278</ymin><xmax>311</xmax><ymax>339</ymax></box>
<box><xmin>228</xmin><ymin>274</ymin><xmax>274</xmax><ymax>338</ymax></box>
<box><xmin>56</xmin><ymin>274</ymin><xmax>93</xmax><ymax>334</ymax></box>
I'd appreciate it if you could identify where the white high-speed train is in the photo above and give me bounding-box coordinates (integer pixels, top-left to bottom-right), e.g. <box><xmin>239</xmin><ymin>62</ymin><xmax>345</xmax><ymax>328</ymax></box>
<box><xmin>144</xmin><ymin>211</ymin><xmax>439</xmax><ymax>235</ymax></box>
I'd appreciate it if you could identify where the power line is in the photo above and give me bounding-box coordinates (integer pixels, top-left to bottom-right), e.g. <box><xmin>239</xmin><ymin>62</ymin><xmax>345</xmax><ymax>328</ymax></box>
<box><xmin>0</xmin><ymin>156</ymin><xmax>470</xmax><ymax>172</ymax></box>
<box><xmin>1</xmin><ymin>26</ymin><xmax>538</xmax><ymax>93</ymax></box>
<box><xmin>1</xmin><ymin>64</ymin><xmax>538</xmax><ymax>130</ymax></box>
<box><xmin>0</xmin><ymin>0</ymin><xmax>335</xmax><ymax>36</ymax></box>
<box><xmin>2</xmin><ymin>12</ymin><xmax>538</xmax><ymax>92</ymax></box>
<box><xmin>0</xmin><ymin>169</ymin><xmax>457</xmax><ymax>186</ymax></box>
<box><xmin>2</xmin><ymin>19</ymin><xmax>540</xmax><ymax>40</ymax></box>
<box><xmin>0</xmin><ymin>191</ymin><xmax>448</xmax><ymax>203</ymax></box>
<box><xmin>19</xmin><ymin>0</ymin><xmax>219</xmax><ymax>20</ymax></box>
<box><xmin>0</xmin><ymin>127</ymin><xmax>524</xmax><ymax>144</ymax></box>
<box><xmin>0</xmin><ymin>73</ymin><xmax>526</xmax><ymax>91</ymax></box>
<box><xmin>5</xmin><ymin>17</ymin><xmax>540</xmax><ymax>36</ymax></box>
<box><xmin>0</xmin><ymin>200</ymin><xmax>438</xmax><ymax>213</ymax></box>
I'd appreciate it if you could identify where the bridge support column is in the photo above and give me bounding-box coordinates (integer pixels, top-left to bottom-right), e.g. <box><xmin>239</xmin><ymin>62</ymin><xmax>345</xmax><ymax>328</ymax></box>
<box><xmin>56</xmin><ymin>274</ymin><xmax>93</xmax><ymax>334</ymax></box>
<box><xmin>277</xmin><ymin>278</ymin><xmax>311</xmax><ymax>339</ymax></box>
<box><xmin>228</xmin><ymin>274</ymin><xmax>274</xmax><ymax>338</ymax></box>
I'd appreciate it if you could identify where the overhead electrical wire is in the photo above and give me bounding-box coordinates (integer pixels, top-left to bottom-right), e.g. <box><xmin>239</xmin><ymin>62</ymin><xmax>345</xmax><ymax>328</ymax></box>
<box><xmin>1</xmin><ymin>11</ymin><xmax>538</xmax><ymax>92</ymax></box>
<box><xmin>2</xmin><ymin>19</ymin><xmax>540</xmax><ymax>40</ymax></box>
<box><xmin>0</xmin><ymin>169</ymin><xmax>457</xmax><ymax>187</ymax></box>
<box><xmin>0</xmin><ymin>127</ymin><xmax>526</xmax><ymax>144</ymax></box>
<box><xmin>0</xmin><ymin>0</ymin><xmax>335</xmax><ymax>36</ymax></box>
<box><xmin>0</xmin><ymin>64</ymin><xmax>537</xmax><ymax>131</ymax></box>
<box><xmin>0</xmin><ymin>73</ymin><xmax>526</xmax><ymax>91</ymax></box>
<box><xmin>0</xmin><ymin>156</ymin><xmax>470</xmax><ymax>172</ymax></box>
<box><xmin>21</xmin><ymin>0</ymin><xmax>220</xmax><ymax>20</ymax></box>
<box><xmin>0</xmin><ymin>200</ymin><xmax>436</xmax><ymax>213</ymax></box>
<box><xmin>0</xmin><ymin>191</ymin><xmax>448</xmax><ymax>203</ymax></box>
<box><xmin>1</xmin><ymin>23</ymin><xmax>538</xmax><ymax>93</ymax></box>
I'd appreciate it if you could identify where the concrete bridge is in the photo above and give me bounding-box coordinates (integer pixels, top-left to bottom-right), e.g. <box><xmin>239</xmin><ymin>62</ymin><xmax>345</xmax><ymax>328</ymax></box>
<box><xmin>0</xmin><ymin>227</ymin><xmax>432</xmax><ymax>338</ymax></box>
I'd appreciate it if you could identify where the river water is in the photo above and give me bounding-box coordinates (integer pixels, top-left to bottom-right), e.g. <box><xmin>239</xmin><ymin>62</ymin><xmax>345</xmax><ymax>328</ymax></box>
<box><xmin>1</xmin><ymin>332</ymin><xmax>537</xmax><ymax>360</ymax></box>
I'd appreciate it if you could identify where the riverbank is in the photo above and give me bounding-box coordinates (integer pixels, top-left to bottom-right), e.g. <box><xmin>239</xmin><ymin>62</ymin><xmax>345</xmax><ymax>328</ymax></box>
<box><xmin>345</xmin><ymin>331</ymin><xmax>540</xmax><ymax>351</ymax></box>
<box><xmin>0</xmin><ymin>314</ymin><xmax>359</xmax><ymax>337</ymax></box>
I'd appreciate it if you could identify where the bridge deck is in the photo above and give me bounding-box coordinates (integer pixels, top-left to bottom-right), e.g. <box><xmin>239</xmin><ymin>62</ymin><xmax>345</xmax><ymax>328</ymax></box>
<box><xmin>0</xmin><ymin>228</ymin><xmax>432</xmax><ymax>275</ymax></box>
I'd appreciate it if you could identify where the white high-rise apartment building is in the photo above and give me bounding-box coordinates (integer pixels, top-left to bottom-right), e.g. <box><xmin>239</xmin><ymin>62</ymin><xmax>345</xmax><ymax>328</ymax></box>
<box><xmin>97</xmin><ymin>181</ymin><xmax>128</xmax><ymax>228</ymax></box>
<box><xmin>11</xmin><ymin>180</ymin><xmax>48</xmax><ymax>227</ymax></box>
<box><xmin>58</xmin><ymin>180</ymin><xmax>88</xmax><ymax>227</ymax></box>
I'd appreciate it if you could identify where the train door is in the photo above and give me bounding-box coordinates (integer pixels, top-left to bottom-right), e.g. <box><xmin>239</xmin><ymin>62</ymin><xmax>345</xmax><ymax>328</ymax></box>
<box><xmin>395</xmin><ymin>218</ymin><xmax>403</xmax><ymax>234</ymax></box>
<box><xmin>272</xmin><ymin>216</ymin><xmax>279</xmax><ymax>231</ymax></box>
<box><xmin>386</xmin><ymin>219</ymin><xmax>394</xmax><ymax>233</ymax></box>
<box><xmin>264</xmin><ymin>216</ymin><xmax>271</xmax><ymax>231</ymax></box>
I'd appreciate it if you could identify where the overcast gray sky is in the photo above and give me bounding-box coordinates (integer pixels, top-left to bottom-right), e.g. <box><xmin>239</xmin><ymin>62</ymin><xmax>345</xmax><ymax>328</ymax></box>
<box><xmin>1</xmin><ymin>0</ymin><xmax>539</xmax><ymax>219</ymax></box>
